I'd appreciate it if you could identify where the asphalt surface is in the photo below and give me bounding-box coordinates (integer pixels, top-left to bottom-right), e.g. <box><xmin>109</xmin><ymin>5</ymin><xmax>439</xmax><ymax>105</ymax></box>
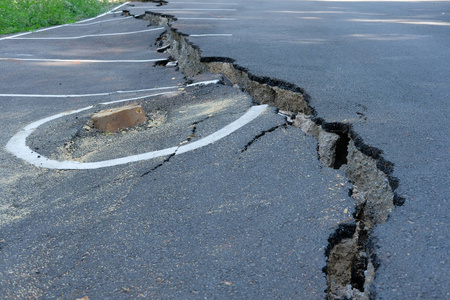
<box><xmin>0</xmin><ymin>3</ymin><xmax>356</xmax><ymax>299</ymax></box>
<box><xmin>119</xmin><ymin>1</ymin><xmax>450</xmax><ymax>299</ymax></box>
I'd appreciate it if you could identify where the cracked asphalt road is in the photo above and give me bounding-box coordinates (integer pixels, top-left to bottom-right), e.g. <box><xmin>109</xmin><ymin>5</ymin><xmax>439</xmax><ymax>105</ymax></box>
<box><xmin>124</xmin><ymin>0</ymin><xmax>450</xmax><ymax>298</ymax></box>
<box><xmin>0</xmin><ymin>3</ymin><xmax>354</xmax><ymax>299</ymax></box>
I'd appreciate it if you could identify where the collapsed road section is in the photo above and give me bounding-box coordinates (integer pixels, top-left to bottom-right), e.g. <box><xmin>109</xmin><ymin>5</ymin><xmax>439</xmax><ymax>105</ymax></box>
<box><xmin>1</xmin><ymin>67</ymin><xmax>355</xmax><ymax>298</ymax></box>
<box><xmin>137</xmin><ymin>8</ymin><xmax>404</xmax><ymax>300</ymax></box>
<box><xmin>1</xmin><ymin>8</ymin><xmax>355</xmax><ymax>294</ymax></box>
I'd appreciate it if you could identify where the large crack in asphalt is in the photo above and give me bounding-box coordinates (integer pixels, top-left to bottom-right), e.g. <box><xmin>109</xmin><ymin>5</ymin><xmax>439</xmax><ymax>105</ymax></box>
<box><xmin>135</xmin><ymin>9</ymin><xmax>405</xmax><ymax>300</ymax></box>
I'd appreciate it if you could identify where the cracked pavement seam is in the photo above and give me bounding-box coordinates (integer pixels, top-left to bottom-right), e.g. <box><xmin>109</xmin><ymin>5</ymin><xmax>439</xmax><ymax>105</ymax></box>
<box><xmin>240</xmin><ymin>123</ymin><xmax>287</xmax><ymax>153</ymax></box>
<box><xmin>138</xmin><ymin>8</ymin><xmax>403</xmax><ymax>299</ymax></box>
<box><xmin>140</xmin><ymin>115</ymin><xmax>212</xmax><ymax>177</ymax></box>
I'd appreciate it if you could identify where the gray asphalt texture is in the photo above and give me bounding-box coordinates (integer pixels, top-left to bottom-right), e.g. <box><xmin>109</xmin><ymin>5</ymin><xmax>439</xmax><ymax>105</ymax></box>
<box><xmin>121</xmin><ymin>1</ymin><xmax>450</xmax><ymax>299</ymax></box>
<box><xmin>0</xmin><ymin>3</ymin><xmax>355</xmax><ymax>299</ymax></box>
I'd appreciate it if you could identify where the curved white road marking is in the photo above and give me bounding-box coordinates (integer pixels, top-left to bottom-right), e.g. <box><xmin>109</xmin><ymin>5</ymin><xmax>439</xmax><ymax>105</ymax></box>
<box><xmin>9</xmin><ymin>27</ymin><xmax>165</xmax><ymax>40</ymax></box>
<box><xmin>6</xmin><ymin>105</ymin><xmax>268</xmax><ymax>170</ymax></box>
<box><xmin>176</xmin><ymin>105</ymin><xmax>267</xmax><ymax>155</ymax></box>
<box><xmin>0</xmin><ymin>58</ymin><xmax>168</xmax><ymax>63</ymax></box>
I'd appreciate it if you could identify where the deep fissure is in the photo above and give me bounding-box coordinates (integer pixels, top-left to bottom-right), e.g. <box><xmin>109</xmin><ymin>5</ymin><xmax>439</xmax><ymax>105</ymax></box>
<box><xmin>136</xmin><ymin>9</ymin><xmax>404</xmax><ymax>299</ymax></box>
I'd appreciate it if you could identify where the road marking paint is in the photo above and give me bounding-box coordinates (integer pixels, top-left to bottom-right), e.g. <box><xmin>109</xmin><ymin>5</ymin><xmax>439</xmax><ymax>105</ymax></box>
<box><xmin>189</xmin><ymin>34</ymin><xmax>233</xmax><ymax>37</ymax></box>
<box><xmin>0</xmin><ymin>86</ymin><xmax>179</xmax><ymax>98</ymax></box>
<box><xmin>6</xmin><ymin>105</ymin><xmax>93</xmax><ymax>169</ymax></box>
<box><xmin>186</xmin><ymin>80</ymin><xmax>220</xmax><ymax>87</ymax></box>
<box><xmin>0</xmin><ymin>25</ymin><xmax>67</xmax><ymax>41</ymax></box>
<box><xmin>141</xmin><ymin>8</ymin><xmax>236</xmax><ymax>11</ymax></box>
<box><xmin>74</xmin><ymin>2</ymin><xmax>131</xmax><ymax>24</ymax></box>
<box><xmin>99</xmin><ymin>92</ymin><xmax>177</xmax><ymax>105</ymax></box>
<box><xmin>163</xmin><ymin>2</ymin><xmax>237</xmax><ymax>4</ymax></box>
<box><xmin>177</xmin><ymin>18</ymin><xmax>236</xmax><ymax>20</ymax></box>
<box><xmin>0</xmin><ymin>80</ymin><xmax>220</xmax><ymax>98</ymax></box>
<box><xmin>0</xmin><ymin>2</ymin><xmax>130</xmax><ymax>41</ymax></box>
<box><xmin>176</xmin><ymin>105</ymin><xmax>267</xmax><ymax>155</ymax></box>
<box><xmin>2</xmin><ymin>53</ymin><xmax>33</xmax><ymax>57</ymax></box>
<box><xmin>69</xmin><ymin>16</ymin><xmax>134</xmax><ymax>26</ymax></box>
<box><xmin>0</xmin><ymin>80</ymin><xmax>222</xmax><ymax>98</ymax></box>
<box><xmin>348</xmin><ymin>18</ymin><xmax>450</xmax><ymax>26</ymax></box>
<box><xmin>0</xmin><ymin>58</ymin><xmax>168</xmax><ymax>63</ymax></box>
<box><xmin>6</xmin><ymin>105</ymin><xmax>268</xmax><ymax>169</ymax></box>
<box><xmin>9</xmin><ymin>27</ymin><xmax>165</xmax><ymax>40</ymax></box>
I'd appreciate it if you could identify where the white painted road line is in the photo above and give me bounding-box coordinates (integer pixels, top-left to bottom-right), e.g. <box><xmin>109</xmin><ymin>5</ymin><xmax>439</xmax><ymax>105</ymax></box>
<box><xmin>141</xmin><ymin>8</ymin><xmax>237</xmax><ymax>11</ymax></box>
<box><xmin>176</xmin><ymin>105</ymin><xmax>268</xmax><ymax>155</ymax></box>
<box><xmin>186</xmin><ymin>80</ymin><xmax>220</xmax><ymax>87</ymax></box>
<box><xmin>189</xmin><ymin>34</ymin><xmax>233</xmax><ymax>37</ymax></box>
<box><xmin>177</xmin><ymin>18</ymin><xmax>236</xmax><ymax>20</ymax></box>
<box><xmin>6</xmin><ymin>105</ymin><xmax>268</xmax><ymax>170</ymax></box>
<box><xmin>74</xmin><ymin>2</ymin><xmax>130</xmax><ymax>24</ymax></box>
<box><xmin>0</xmin><ymin>58</ymin><xmax>168</xmax><ymax>63</ymax></box>
<box><xmin>0</xmin><ymin>80</ymin><xmax>221</xmax><ymax>99</ymax></box>
<box><xmin>164</xmin><ymin>2</ymin><xmax>238</xmax><ymax>4</ymax></box>
<box><xmin>99</xmin><ymin>92</ymin><xmax>177</xmax><ymax>105</ymax></box>
<box><xmin>69</xmin><ymin>16</ymin><xmax>134</xmax><ymax>26</ymax></box>
<box><xmin>0</xmin><ymin>79</ymin><xmax>223</xmax><ymax>99</ymax></box>
<box><xmin>6</xmin><ymin>105</ymin><xmax>93</xmax><ymax>170</ymax></box>
<box><xmin>0</xmin><ymin>86</ymin><xmax>179</xmax><ymax>98</ymax></box>
<box><xmin>0</xmin><ymin>25</ymin><xmax>67</xmax><ymax>41</ymax></box>
<box><xmin>9</xmin><ymin>27</ymin><xmax>165</xmax><ymax>40</ymax></box>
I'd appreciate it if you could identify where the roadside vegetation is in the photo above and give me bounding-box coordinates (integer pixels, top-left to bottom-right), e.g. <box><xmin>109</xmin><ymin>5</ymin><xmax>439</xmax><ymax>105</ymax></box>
<box><xmin>0</xmin><ymin>0</ymin><xmax>123</xmax><ymax>35</ymax></box>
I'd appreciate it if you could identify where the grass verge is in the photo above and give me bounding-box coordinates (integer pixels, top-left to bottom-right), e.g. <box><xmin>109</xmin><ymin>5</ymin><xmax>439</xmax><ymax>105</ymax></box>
<box><xmin>0</xmin><ymin>0</ymin><xmax>124</xmax><ymax>35</ymax></box>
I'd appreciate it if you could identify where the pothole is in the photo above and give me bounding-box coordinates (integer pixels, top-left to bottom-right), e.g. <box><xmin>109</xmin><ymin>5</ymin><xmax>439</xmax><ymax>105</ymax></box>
<box><xmin>136</xmin><ymin>9</ymin><xmax>405</xmax><ymax>299</ymax></box>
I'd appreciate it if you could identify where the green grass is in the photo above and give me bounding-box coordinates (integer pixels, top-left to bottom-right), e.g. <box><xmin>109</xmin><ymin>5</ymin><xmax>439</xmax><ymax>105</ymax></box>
<box><xmin>0</xmin><ymin>0</ymin><xmax>122</xmax><ymax>35</ymax></box>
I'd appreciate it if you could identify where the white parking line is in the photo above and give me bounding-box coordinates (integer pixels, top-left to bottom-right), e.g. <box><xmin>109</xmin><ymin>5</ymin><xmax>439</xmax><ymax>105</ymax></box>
<box><xmin>0</xmin><ymin>86</ymin><xmax>179</xmax><ymax>98</ymax></box>
<box><xmin>186</xmin><ymin>80</ymin><xmax>220</xmax><ymax>87</ymax></box>
<box><xmin>0</xmin><ymin>80</ymin><xmax>220</xmax><ymax>98</ymax></box>
<box><xmin>164</xmin><ymin>2</ymin><xmax>238</xmax><ymax>4</ymax></box>
<box><xmin>69</xmin><ymin>16</ymin><xmax>134</xmax><ymax>26</ymax></box>
<box><xmin>177</xmin><ymin>18</ymin><xmax>236</xmax><ymax>20</ymax></box>
<box><xmin>73</xmin><ymin>2</ymin><xmax>130</xmax><ymax>24</ymax></box>
<box><xmin>0</xmin><ymin>25</ymin><xmax>67</xmax><ymax>41</ymax></box>
<box><xmin>0</xmin><ymin>58</ymin><xmax>167</xmax><ymax>63</ymax></box>
<box><xmin>5</xmin><ymin>105</ymin><xmax>268</xmax><ymax>169</ymax></box>
<box><xmin>189</xmin><ymin>34</ymin><xmax>233</xmax><ymax>37</ymax></box>
<box><xmin>99</xmin><ymin>92</ymin><xmax>177</xmax><ymax>105</ymax></box>
<box><xmin>9</xmin><ymin>27</ymin><xmax>165</xmax><ymax>40</ymax></box>
<box><xmin>141</xmin><ymin>8</ymin><xmax>236</xmax><ymax>11</ymax></box>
